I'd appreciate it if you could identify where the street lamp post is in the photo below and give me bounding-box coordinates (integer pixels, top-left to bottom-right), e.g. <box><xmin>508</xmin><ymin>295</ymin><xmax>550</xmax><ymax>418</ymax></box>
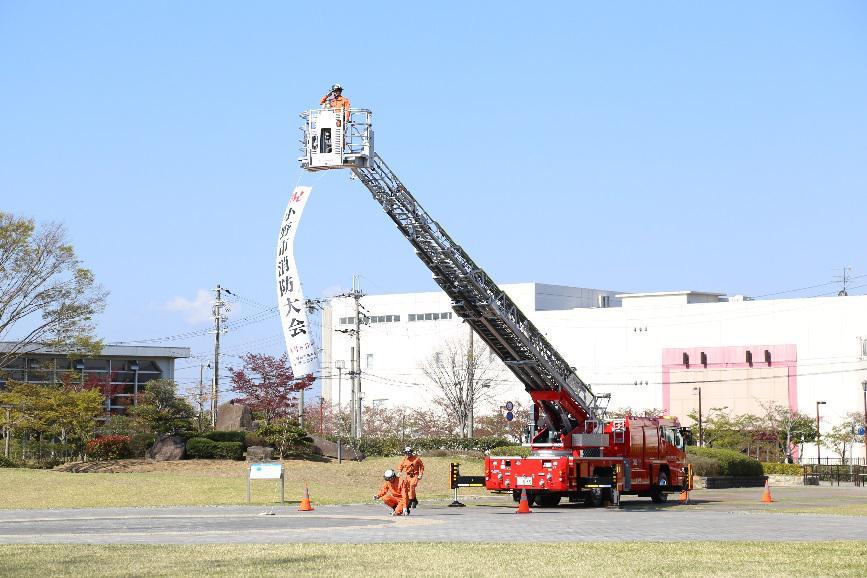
<box><xmin>693</xmin><ymin>386</ymin><xmax>703</xmax><ymax>447</ymax></box>
<box><xmin>335</xmin><ymin>360</ymin><xmax>345</xmax><ymax>464</ymax></box>
<box><xmin>816</xmin><ymin>401</ymin><xmax>827</xmax><ymax>465</ymax></box>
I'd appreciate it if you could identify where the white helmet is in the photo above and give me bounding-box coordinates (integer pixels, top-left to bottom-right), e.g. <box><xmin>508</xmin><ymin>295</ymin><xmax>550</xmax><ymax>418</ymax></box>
<box><xmin>383</xmin><ymin>469</ymin><xmax>397</xmax><ymax>480</ymax></box>
<box><xmin>331</xmin><ymin>83</ymin><xmax>343</xmax><ymax>91</ymax></box>
<box><xmin>404</xmin><ymin>446</ymin><xmax>413</xmax><ymax>455</ymax></box>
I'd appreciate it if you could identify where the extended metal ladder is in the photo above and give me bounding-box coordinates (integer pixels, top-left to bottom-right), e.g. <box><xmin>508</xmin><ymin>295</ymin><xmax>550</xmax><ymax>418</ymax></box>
<box><xmin>352</xmin><ymin>153</ymin><xmax>605</xmax><ymax>435</ymax></box>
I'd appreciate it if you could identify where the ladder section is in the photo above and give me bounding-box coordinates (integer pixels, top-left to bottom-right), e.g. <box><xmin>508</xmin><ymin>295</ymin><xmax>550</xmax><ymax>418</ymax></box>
<box><xmin>352</xmin><ymin>154</ymin><xmax>602</xmax><ymax>428</ymax></box>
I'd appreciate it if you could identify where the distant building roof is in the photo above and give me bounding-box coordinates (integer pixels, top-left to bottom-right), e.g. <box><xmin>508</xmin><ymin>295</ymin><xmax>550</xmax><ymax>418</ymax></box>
<box><xmin>0</xmin><ymin>342</ymin><xmax>190</xmax><ymax>359</ymax></box>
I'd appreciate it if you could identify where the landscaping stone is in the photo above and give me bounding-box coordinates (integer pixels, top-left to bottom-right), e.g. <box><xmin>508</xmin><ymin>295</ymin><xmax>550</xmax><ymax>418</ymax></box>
<box><xmin>245</xmin><ymin>446</ymin><xmax>274</xmax><ymax>462</ymax></box>
<box><xmin>146</xmin><ymin>435</ymin><xmax>185</xmax><ymax>461</ymax></box>
<box><xmin>309</xmin><ymin>435</ymin><xmax>365</xmax><ymax>461</ymax></box>
<box><xmin>216</xmin><ymin>403</ymin><xmax>253</xmax><ymax>431</ymax></box>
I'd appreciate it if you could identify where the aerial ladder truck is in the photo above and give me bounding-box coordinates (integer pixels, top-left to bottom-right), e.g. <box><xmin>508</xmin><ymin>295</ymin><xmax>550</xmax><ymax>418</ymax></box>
<box><xmin>300</xmin><ymin>106</ymin><xmax>691</xmax><ymax>507</ymax></box>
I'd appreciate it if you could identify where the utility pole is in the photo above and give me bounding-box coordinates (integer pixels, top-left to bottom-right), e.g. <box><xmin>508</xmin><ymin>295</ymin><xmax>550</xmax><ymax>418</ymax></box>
<box><xmin>211</xmin><ymin>285</ymin><xmax>229</xmax><ymax>427</ymax></box>
<box><xmin>466</xmin><ymin>326</ymin><xmax>474</xmax><ymax>439</ymax></box>
<box><xmin>336</xmin><ymin>276</ymin><xmax>365</xmax><ymax>440</ymax></box>
<box><xmin>816</xmin><ymin>400</ymin><xmax>826</xmax><ymax>464</ymax></box>
<box><xmin>693</xmin><ymin>386</ymin><xmax>703</xmax><ymax>447</ymax></box>
<box><xmin>836</xmin><ymin>266</ymin><xmax>852</xmax><ymax>296</ymax></box>
<box><xmin>353</xmin><ymin>276</ymin><xmax>363</xmax><ymax>439</ymax></box>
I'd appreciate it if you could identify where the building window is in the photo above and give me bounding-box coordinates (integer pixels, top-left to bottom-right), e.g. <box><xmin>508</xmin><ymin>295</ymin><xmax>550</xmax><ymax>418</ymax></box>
<box><xmin>409</xmin><ymin>312</ymin><xmax>453</xmax><ymax>322</ymax></box>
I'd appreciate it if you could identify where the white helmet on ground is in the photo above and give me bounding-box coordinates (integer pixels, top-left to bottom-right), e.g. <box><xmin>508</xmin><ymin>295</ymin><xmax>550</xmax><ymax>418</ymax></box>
<box><xmin>383</xmin><ymin>469</ymin><xmax>397</xmax><ymax>480</ymax></box>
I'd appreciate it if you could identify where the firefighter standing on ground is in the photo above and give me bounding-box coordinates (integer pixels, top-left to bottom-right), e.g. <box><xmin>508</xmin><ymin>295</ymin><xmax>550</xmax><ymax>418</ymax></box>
<box><xmin>373</xmin><ymin>469</ymin><xmax>409</xmax><ymax>516</ymax></box>
<box><xmin>398</xmin><ymin>446</ymin><xmax>425</xmax><ymax>509</ymax></box>
<box><xmin>320</xmin><ymin>83</ymin><xmax>351</xmax><ymax>123</ymax></box>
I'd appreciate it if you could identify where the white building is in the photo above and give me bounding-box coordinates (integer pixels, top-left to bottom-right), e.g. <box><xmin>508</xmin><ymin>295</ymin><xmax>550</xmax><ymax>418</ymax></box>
<box><xmin>321</xmin><ymin>283</ymin><xmax>867</xmax><ymax>461</ymax></box>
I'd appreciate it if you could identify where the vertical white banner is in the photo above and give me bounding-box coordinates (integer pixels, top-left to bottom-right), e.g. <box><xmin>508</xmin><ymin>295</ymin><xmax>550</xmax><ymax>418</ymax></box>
<box><xmin>276</xmin><ymin>186</ymin><xmax>317</xmax><ymax>379</ymax></box>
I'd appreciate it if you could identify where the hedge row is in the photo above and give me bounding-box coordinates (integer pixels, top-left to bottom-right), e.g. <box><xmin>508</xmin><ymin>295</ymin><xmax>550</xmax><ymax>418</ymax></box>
<box><xmin>687</xmin><ymin>446</ymin><xmax>763</xmax><ymax>476</ymax></box>
<box><xmin>490</xmin><ymin>445</ymin><xmax>531</xmax><ymax>458</ymax></box>
<box><xmin>344</xmin><ymin>436</ymin><xmax>512</xmax><ymax>457</ymax></box>
<box><xmin>761</xmin><ymin>462</ymin><xmax>803</xmax><ymax>475</ymax></box>
<box><xmin>185</xmin><ymin>437</ymin><xmax>244</xmax><ymax>460</ymax></box>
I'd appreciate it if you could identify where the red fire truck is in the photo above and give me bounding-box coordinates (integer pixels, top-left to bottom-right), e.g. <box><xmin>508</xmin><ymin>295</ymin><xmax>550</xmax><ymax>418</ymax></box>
<box><xmin>486</xmin><ymin>415</ymin><xmax>690</xmax><ymax>506</ymax></box>
<box><xmin>300</xmin><ymin>106</ymin><xmax>691</xmax><ymax>506</ymax></box>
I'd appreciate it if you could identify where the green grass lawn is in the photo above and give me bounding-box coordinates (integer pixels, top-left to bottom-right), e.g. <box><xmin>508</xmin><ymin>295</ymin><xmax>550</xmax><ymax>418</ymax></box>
<box><xmin>1</xmin><ymin>542</ymin><xmax>865</xmax><ymax>577</ymax></box>
<box><xmin>0</xmin><ymin>457</ymin><xmax>486</xmax><ymax>509</ymax></box>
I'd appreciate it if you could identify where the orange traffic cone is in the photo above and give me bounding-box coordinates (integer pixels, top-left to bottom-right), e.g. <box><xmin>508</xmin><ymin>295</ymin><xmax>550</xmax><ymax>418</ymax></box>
<box><xmin>678</xmin><ymin>489</ymin><xmax>689</xmax><ymax>504</ymax></box>
<box><xmin>299</xmin><ymin>484</ymin><xmax>315</xmax><ymax>511</ymax></box>
<box><xmin>761</xmin><ymin>480</ymin><xmax>773</xmax><ymax>503</ymax></box>
<box><xmin>515</xmin><ymin>489</ymin><xmax>532</xmax><ymax>514</ymax></box>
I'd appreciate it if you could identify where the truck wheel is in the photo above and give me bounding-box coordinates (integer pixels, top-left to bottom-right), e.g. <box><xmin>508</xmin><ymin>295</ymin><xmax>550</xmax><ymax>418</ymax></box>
<box><xmin>584</xmin><ymin>488</ymin><xmax>603</xmax><ymax>507</ymax></box>
<box><xmin>512</xmin><ymin>490</ymin><xmax>521</xmax><ymax>502</ymax></box>
<box><xmin>651</xmin><ymin>471</ymin><xmax>669</xmax><ymax>504</ymax></box>
<box><xmin>535</xmin><ymin>494</ymin><xmax>562</xmax><ymax>507</ymax></box>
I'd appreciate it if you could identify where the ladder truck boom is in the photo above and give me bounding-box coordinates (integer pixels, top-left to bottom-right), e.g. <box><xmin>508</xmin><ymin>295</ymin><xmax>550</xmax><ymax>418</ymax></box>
<box><xmin>300</xmin><ymin>107</ymin><xmax>690</xmax><ymax>507</ymax></box>
<box><xmin>300</xmin><ymin>107</ymin><xmax>603</xmax><ymax>438</ymax></box>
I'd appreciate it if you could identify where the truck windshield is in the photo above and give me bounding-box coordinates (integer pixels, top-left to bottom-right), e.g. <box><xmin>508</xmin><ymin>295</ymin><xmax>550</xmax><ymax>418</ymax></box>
<box><xmin>661</xmin><ymin>427</ymin><xmax>685</xmax><ymax>449</ymax></box>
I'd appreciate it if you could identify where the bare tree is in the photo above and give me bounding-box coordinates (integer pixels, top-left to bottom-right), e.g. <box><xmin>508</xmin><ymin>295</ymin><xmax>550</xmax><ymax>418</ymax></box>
<box><xmin>420</xmin><ymin>335</ymin><xmax>503</xmax><ymax>438</ymax></box>
<box><xmin>0</xmin><ymin>213</ymin><xmax>107</xmax><ymax>366</ymax></box>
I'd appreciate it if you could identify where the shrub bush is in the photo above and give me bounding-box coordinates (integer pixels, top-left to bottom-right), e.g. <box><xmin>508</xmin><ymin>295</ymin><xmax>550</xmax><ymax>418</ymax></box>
<box><xmin>762</xmin><ymin>462</ymin><xmax>803</xmax><ymax>476</ymax></box>
<box><xmin>489</xmin><ymin>445</ymin><xmax>531</xmax><ymax>457</ymax></box>
<box><xmin>0</xmin><ymin>456</ymin><xmax>21</xmax><ymax>468</ymax></box>
<box><xmin>204</xmin><ymin>431</ymin><xmax>247</xmax><ymax>445</ymax></box>
<box><xmin>185</xmin><ymin>437</ymin><xmax>245</xmax><ymax>460</ymax></box>
<box><xmin>344</xmin><ymin>436</ymin><xmax>512</xmax><ymax>457</ymax></box>
<box><xmin>86</xmin><ymin>435</ymin><xmax>132</xmax><ymax>461</ymax></box>
<box><xmin>257</xmin><ymin>422</ymin><xmax>313</xmax><ymax>458</ymax></box>
<box><xmin>186</xmin><ymin>437</ymin><xmax>218</xmax><ymax>459</ymax></box>
<box><xmin>686</xmin><ymin>454</ymin><xmax>722</xmax><ymax>477</ymax></box>
<box><xmin>213</xmin><ymin>441</ymin><xmax>244</xmax><ymax>460</ymax></box>
<box><xmin>129</xmin><ymin>433</ymin><xmax>157</xmax><ymax>458</ymax></box>
<box><xmin>244</xmin><ymin>432</ymin><xmax>267</xmax><ymax>448</ymax></box>
<box><xmin>688</xmin><ymin>446</ymin><xmax>762</xmax><ymax>476</ymax></box>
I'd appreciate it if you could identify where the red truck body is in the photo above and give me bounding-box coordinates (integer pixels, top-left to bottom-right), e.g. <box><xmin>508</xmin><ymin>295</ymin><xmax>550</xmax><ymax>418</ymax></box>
<box><xmin>485</xmin><ymin>416</ymin><xmax>690</xmax><ymax>506</ymax></box>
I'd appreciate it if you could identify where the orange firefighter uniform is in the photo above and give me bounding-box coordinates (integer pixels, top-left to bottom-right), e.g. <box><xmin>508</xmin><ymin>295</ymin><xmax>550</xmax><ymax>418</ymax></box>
<box><xmin>398</xmin><ymin>454</ymin><xmax>425</xmax><ymax>505</ymax></box>
<box><xmin>320</xmin><ymin>92</ymin><xmax>351</xmax><ymax>123</ymax></box>
<box><xmin>374</xmin><ymin>477</ymin><xmax>408</xmax><ymax>515</ymax></box>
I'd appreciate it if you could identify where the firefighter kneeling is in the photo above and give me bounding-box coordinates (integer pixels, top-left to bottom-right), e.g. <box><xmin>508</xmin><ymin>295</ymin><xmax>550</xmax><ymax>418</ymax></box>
<box><xmin>374</xmin><ymin>469</ymin><xmax>409</xmax><ymax>516</ymax></box>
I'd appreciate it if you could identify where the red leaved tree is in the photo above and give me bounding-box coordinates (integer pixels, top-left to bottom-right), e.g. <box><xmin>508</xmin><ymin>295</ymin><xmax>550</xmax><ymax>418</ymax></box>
<box><xmin>228</xmin><ymin>353</ymin><xmax>311</xmax><ymax>425</ymax></box>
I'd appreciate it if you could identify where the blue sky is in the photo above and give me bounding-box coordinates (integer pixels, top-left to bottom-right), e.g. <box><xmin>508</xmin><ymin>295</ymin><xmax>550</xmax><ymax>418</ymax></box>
<box><xmin>2</xmin><ymin>2</ymin><xmax>866</xmax><ymax>393</ymax></box>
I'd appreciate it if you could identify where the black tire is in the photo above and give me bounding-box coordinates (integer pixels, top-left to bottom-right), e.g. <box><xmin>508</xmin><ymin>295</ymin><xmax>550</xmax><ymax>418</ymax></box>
<box><xmin>534</xmin><ymin>493</ymin><xmax>562</xmax><ymax>507</ymax></box>
<box><xmin>584</xmin><ymin>488</ymin><xmax>603</xmax><ymax>507</ymax></box>
<box><xmin>512</xmin><ymin>490</ymin><xmax>522</xmax><ymax>502</ymax></box>
<box><xmin>651</xmin><ymin>471</ymin><xmax>669</xmax><ymax>504</ymax></box>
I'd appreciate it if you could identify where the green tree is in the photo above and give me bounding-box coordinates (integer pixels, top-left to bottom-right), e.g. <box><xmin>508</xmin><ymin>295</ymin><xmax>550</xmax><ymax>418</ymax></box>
<box><xmin>128</xmin><ymin>379</ymin><xmax>195</xmax><ymax>435</ymax></box>
<box><xmin>0</xmin><ymin>380</ymin><xmax>102</xmax><ymax>461</ymax></box>
<box><xmin>825</xmin><ymin>416</ymin><xmax>861</xmax><ymax>464</ymax></box>
<box><xmin>0</xmin><ymin>212</ymin><xmax>108</xmax><ymax>367</ymax></box>
<box><xmin>257</xmin><ymin>419</ymin><xmax>312</xmax><ymax>458</ymax></box>
<box><xmin>758</xmin><ymin>402</ymin><xmax>817</xmax><ymax>463</ymax></box>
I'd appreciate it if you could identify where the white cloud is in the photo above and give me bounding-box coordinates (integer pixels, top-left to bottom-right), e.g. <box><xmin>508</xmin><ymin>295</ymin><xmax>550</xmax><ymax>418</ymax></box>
<box><xmin>163</xmin><ymin>289</ymin><xmax>213</xmax><ymax>325</ymax></box>
<box><xmin>321</xmin><ymin>284</ymin><xmax>347</xmax><ymax>298</ymax></box>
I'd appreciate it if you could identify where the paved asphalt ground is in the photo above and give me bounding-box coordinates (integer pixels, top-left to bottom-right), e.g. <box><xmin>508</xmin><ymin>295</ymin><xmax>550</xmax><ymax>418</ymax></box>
<box><xmin>1</xmin><ymin>487</ymin><xmax>865</xmax><ymax>545</ymax></box>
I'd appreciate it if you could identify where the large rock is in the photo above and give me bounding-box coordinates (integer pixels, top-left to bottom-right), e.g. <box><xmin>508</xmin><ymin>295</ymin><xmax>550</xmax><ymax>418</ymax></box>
<box><xmin>309</xmin><ymin>435</ymin><xmax>365</xmax><ymax>461</ymax></box>
<box><xmin>245</xmin><ymin>446</ymin><xmax>274</xmax><ymax>462</ymax></box>
<box><xmin>216</xmin><ymin>402</ymin><xmax>253</xmax><ymax>431</ymax></box>
<box><xmin>146</xmin><ymin>435</ymin><xmax>185</xmax><ymax>461</ymax></box>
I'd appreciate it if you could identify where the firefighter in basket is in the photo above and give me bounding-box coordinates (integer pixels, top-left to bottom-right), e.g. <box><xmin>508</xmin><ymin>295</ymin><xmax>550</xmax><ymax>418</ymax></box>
<box><xmin>373</xmin><ymin>469</ymin><xmax>409</xmax><ymax>516</ymax></box>
<box><xmin>398</xmin><ymin>446</ymin><xmax>425</xmax><ymax>509</ymax></box>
